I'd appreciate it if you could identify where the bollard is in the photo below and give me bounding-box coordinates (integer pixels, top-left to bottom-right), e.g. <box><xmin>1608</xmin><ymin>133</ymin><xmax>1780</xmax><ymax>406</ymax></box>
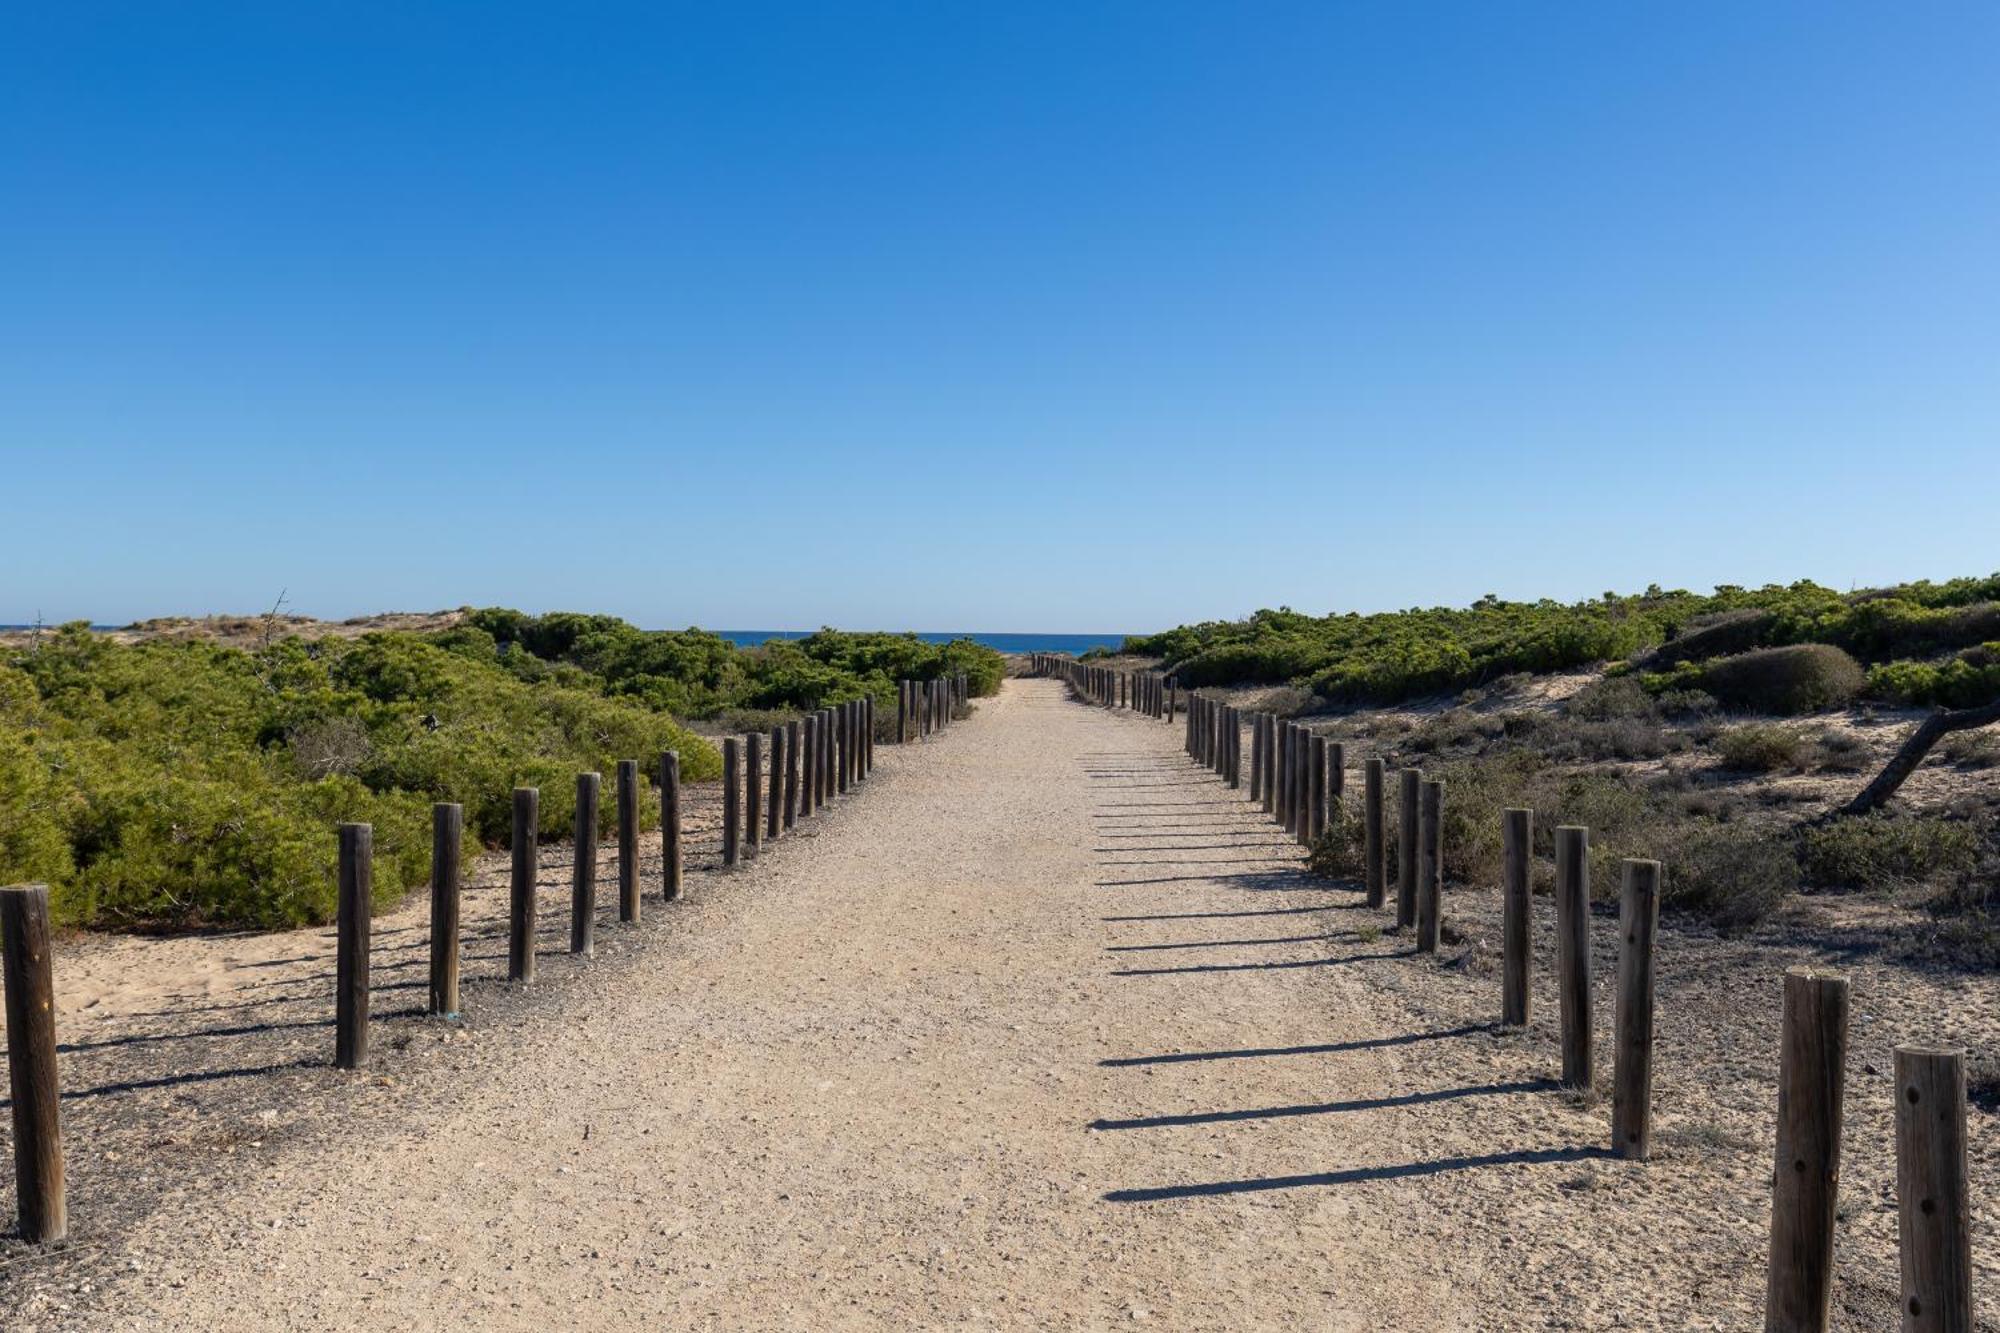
<box><xmin>1396</xmin><ymin>768</ymin><xmax>1421</xmax><ymax>929</ymax></box>
<box><xmin>898</xmin><ymin>680</ymin><xmax>909</xmax><ymax>743</ymax></box>
<box><xmin>619</xmin><ymin>759</ymin><xmax>641</xmax><ymax>923</ymax></box>
<box><xmin>1416</xmin><ymin>779</ymin><xmax>1443</xmax><ymax>951</ymax></box>
<box><xmin>799</xmin><ymin>717</ymin><xmax>817</xmax><ymax>820</ymax></box>
<box><xmin>1555</xmin><ymin>825</ymin><xmax>1592</xmax><ymax>1089</ymax></box>
<box><xmin>572</xmin><ymin>771</ymin><xmax>599</xmax><ymax>955</ymax></box>
<box><xmin>723</xmin><ymin>738</ymin><xmax>741</xmax><ymax>866</ymax></box>
<box><xmin>1765</xmin><ymin>968</ymin><xmax>1849</xmax><ymax>1331</ymax></box>
<box><xmin>1501</xmin><ymin>808</ymin><xmax>1532</xmax><ymax>1027</ymax></box>
<box><xmin>660</xmin><ymin>752</ymin><xmax>682</xmax><ymax>900</ymax></box>
<box><xmin>785</xmin><ymin>719</ymin><xmax>800</xmax><ymax>829</ymax></box>
<box><xmin>1363</xmin><ymin>758</ymin><xmax>1386</xmax><ymax>906</ymax></box>
<box><xmin>1613</xmin><ymin>859</ymin><xmax>1659</xmax><ymax>1159</ymax></box>
<box><xmin>1250</xmin><ymin>713</ymin><xmax>1265</xmax><ymax>803</ymax></box>
<box><xmin>511</xmin><ymin>787</ymin><xmax>539</xmax><ymax>979</ymax></box>
<box><xmin>767</xmin><ymin>725</ymin><xmax>784</xmax><ymax>839</ymax></box>
<box><xmin>1894</xmin><ymin>1046</ymin><xmax>1972</xmax><ymax>1332</ymax></box>
<box><xmin>335</xmin><ymin>822</ymin><xmax>372</xmax><ymax>1069</ymax></box>
<box><xmin>1</xmin><ymin>883</ymin><xmax>67</xmax><ymax>1242</ymax></box>
<box><xmin>429</xmin><ymin>802</ymin><xmax>463</xmax><ymax>1016</ymax></box>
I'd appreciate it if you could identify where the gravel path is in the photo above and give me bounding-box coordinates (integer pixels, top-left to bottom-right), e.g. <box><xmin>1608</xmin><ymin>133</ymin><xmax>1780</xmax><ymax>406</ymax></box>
<box><xmin>9</xmin><ymin>678</ymin><xmax>1993</xmax><ymax>1329</ymax></box>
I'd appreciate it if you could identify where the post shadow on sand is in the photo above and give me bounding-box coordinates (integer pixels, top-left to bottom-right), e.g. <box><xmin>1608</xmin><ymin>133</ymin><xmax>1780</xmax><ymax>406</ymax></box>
<box><xmin>1088</xmin><ymin>1078</ymin><xmax>1556</xmax><ymax>1131</ymax></box>
<box><xmin>1104</xmin><ymin>1145</ymin><xmax>1610</xmax><ymax>1203</ymax></box>
<box><xmin>1094</xmin><ymin>869</ymin><xmax>1321</xmax><ymax>891</ymax></box>
<box><xmin>1105</xmin><ymin>931</ymin><xmax>1368</xmax><ymax>952</ymax></box>
<box><xmin>1100</xmin><ymin>1021</ymin><xmax>1497</xmax><ymax>1066</ymax></box>
<box><xmin>1102</xmin><ymin>902</ymin><xmax>1364</xmax><ymax>922</ymax></box>
<box><xmin>1110</xmin><ymin>949</ymin><xmax>1413</xmax><ymax>977</ymax></box>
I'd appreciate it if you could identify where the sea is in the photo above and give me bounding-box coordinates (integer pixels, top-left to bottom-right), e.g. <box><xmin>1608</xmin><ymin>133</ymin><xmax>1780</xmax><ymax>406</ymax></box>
<box><xmin>716</xmin><ymin>631</ymin><xmax>1130</xmax><ymax>655</ymax></box>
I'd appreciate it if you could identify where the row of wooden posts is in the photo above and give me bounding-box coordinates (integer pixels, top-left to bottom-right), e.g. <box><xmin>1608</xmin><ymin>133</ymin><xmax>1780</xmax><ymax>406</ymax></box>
<box><xmin>1052</xmin><ymin>658</ymin><xmax>1978</xmax><ymax>1333</ymax></box>
<box><xmin>1</xmin><ymin>675</ymin><xmax>972</xmax><ymax>1245</ymax></box>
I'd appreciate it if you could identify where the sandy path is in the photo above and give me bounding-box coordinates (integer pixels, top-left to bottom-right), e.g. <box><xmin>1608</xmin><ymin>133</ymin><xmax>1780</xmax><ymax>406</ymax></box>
<box><xmin>39</xmin><ymin>678</ymin><xmax>1488</xmax><ymax>1330</ymax></box>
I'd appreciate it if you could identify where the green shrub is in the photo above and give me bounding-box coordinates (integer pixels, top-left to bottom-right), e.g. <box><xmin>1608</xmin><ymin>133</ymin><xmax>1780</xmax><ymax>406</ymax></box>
<box><xmin>1714</xmin><ymin>724</ymin><xmax>1814</xmax><ymax>772</ymax></box>
<box><xmin>1697</xmin><ymin>645</ymin><xmax>1865</xmax><ymax>715</ymax></box>
<box><xmin>1645</xmin><ymin>608</ymin><xmax>1776</xmax><ymax>667</ymax></box>
<box><xmin>1941</xmin><ymin>729</ymin><xmax>2000</xmax><ymax>770</ymax></box>
<box><xmin>1305</xmin><ymin>802</ymin><xmax>1367</xmax><ymax>880</ymax></box>
<box><xmin>1865</xmin><ymin>645</ymin><xmax>2000</xmax><ymax>708</ymax></box>
<box><xmin>1800</xmin><ymin>815</ymin><xmax>1981</xmax><ymax>893</ymax></box>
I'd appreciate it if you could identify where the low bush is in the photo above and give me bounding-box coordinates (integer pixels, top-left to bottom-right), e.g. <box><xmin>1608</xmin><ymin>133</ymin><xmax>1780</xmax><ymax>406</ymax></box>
<box><xmin>1659</xmin><ymin>825</ymin><xmax>1799</xmax><ymax>932</ymax></box>
<box><xmin>1713</xmin><ymin>724</ymin><xmax>1814</xmax><ymax>773</ymax></box>
<box><xmin>1644</xmin><ymin>608</ymin><xmax>1776</xmax><ymax>667</ymax></box>
<box><xmin>1941</xmin><ymin>729</ymin><xmax>2000</xmax><ymax>769</ymax></box>
<box><xmin>1694</xmin><ymin>645</ymin><xmax>1866</xmax><ymax>715</ymax></box>
<box><xmin>1799</xmin><ymin>814</ymin><xmax>1981</xmax><ymax>894</ymax></box>
<box><xmin>1866</xmin><ymin>644</ymin><xmax>2000</xmax><ymax>708</ymax></box>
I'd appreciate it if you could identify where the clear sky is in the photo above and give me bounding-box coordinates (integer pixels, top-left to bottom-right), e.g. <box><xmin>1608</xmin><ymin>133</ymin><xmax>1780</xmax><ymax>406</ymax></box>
<box><xmin>4</xmin><ymin>3</ymin><xmax>1996</xmax><ymax>634</ymax></box>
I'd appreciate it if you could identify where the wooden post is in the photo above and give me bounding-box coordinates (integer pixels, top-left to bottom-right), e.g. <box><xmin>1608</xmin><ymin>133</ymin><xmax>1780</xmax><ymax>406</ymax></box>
<box><xmin>723</xmin><ymin>738</ymin><xmax>740</xmax><ymax>867</ymax></box>
<box><xmin>1307</xmin><ymin>737</ymin><xmax>1328</xmax><ymax>841</ymax></box>
<box><xmin>747</xmin><ymin>731</ymin><xmax>764</xmax><ymax>853</ymax></box>
<box><xmin>1555</xmin><ymin>825</ymin><xmax>1591</xmax><ymax>1090</ymax></box>
<box><xmin>571</xmin><ymin>771</ymin><xmax>599</xmax><ymax>955</ymax></box>
<box><xmin>1501</xmin><ymin>808</ymin><xmax>1532</xmax><ymax>1027</ymax></box>
<box><xmin>767</xmin><ymin>725</ymin><xmax>784</xmax><ymax>837</ymax></box>
<box><xmin>1894</xmin><ymin>1046</ymin><xmax>1972</xmax><ymax>1332</ymax></box>
<box><xmin>429</xmin><ymin>802</ymin><xmax>463</xmax><ymax>1017</ymax></box>
<box><xmin>798</xmin><ymin>717</ymin><xmax>817</xmax><ymax>819</ymax></box>
<box><xmin>335</xmin><ymin>821</ymin><xmax>372</xmax><ymax>1069</ymax></box>
<box><xmin>1765</xmin><ymin>968</ymin><xmax>1850</xmax><ymax>1331</ymax></box>
<box><xmin>1167</xmin><ymin>681</ymin><xmax>1176</xmax><ymax>723</ymax></box>
<box><xmin>660</xmin><ymin>752</ymin><xmax>682</xmax><ymax>900</ymax></box>
<box><xmin>1226</xmin><ymin>707</ymin><xmax>1240</xmax><ymax>788</ymax></box>
<box><xmin>1363</xmin><ymin>758</ymin><xmax>1386</xmax><ymax>907</ymax></box>
<box><xmin>618</xmin><ymin>759</ymin><xmax>641</xmax><ymax>923</ymax></box>
<box><xmin>1613</xmin><ymin>859</ymin><xmax>1660</xmax><ymax>1159</ymax></box>
<box><xmin>898</xmin><ymin>681</ymin><xmax>909</xmax><ymax>743</ymax></box>
<box><xmin>1416</xmin><ymin>779</ymin><xmax>1443</xmax><ymax>951</ymax></box>
<box><xmin>1276</xmin><ymin>723</ymin><xmax>1292</xmax><ymax>827</ymax></box>
<box><xmin>1396</xmin><ymin>768</ymin><xmax>1421</xmax><ymax>929</ymax></box>
<box><xmin>1</xmin><ymin>883</ymin><xmax>66</xmax><ymax>1242</ymax></box>
<box><xmin>510</xmin><ymin>786</ymin><xmax>538</xmax><ymax>979</ymax></box>
<box><xmin>1250</xmin><ymin>713</ymin><xmax>1265</xmax><ymax>803</ymax></box>
<box><xmin>836</xmin><ymin>705</ymin><xmax>850</xmax><ymax>795</ymax></box>
<box><xmin>784</xmin><ymin>719</ymin><xmax>800</xmax><ymax>829</ymax></box>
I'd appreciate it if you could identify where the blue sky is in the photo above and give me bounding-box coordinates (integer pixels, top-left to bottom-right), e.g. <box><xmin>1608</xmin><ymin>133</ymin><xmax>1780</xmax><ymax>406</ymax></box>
<box><xmin>4</xmin><ymin>3</ymin><xmax>1996</xmax><ymax>634</ymax></box>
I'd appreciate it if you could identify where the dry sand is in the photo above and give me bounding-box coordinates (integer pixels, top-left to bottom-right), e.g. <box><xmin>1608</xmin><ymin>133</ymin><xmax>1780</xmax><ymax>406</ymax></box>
<box><xmin>4</xmin><ymin>678</ymin><xmax>1995</xmax><ymax>1329</ymax></box>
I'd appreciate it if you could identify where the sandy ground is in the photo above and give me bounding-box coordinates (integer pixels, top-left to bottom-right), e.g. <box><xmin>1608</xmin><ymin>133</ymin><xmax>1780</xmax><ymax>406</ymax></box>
<box><xmin>4</xmin><ymin>679</ymin><xmax>1995</xmax><ymax>1329</ymax></box>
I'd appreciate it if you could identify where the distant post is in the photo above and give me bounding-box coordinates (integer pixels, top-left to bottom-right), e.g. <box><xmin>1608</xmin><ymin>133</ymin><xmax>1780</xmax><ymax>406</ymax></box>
<box><xmin>783</xmin><ymin>721</ymin><xmax>800</xmax><ymax>830</ymax></box>
<box><xmin>767</xmin><ymin>725</ymin><xmax>784</xmax><ymax>838</ymax></box>
<box><xmin>1501</xmin><ymin>808</ymin><xmax>1532</xmax><ymax>1027</ymax></box>
<box><xmin>1416</xmin><ymin>779</ymin><xmax>1443</xmax><ymax>951</ymax></box>
<box><xmin>618</xmin><ymin>759</ymin><xmax>641</xmax><ymax>923</ymax></box>
<box><xmin>723</xmin><ymin>738</ymin><xmax>741</xmax><ymax>867</ymax></box>
<box><xmin>510</xmin><ymin>786</ymin><xmax>539</xmax><ymax>979</ymax></box>
<box><xmin>1363</xmin><ymin>758</ymin><xmax>1386</xmax><ymax>907</ymax></box>
<box><xmin>747</xmin><ymin>732</ymin><xmax>764</xmax><ymax>854</ymax></box>
<box><xmin>660</xmin><ymin>752</ymin><xmax>682</xmax><ymax>900</ymax></box>
<box><xmin>571</xmin><ymin>771</ymin><xmax>599</xmax><ymax>955</ymax></box>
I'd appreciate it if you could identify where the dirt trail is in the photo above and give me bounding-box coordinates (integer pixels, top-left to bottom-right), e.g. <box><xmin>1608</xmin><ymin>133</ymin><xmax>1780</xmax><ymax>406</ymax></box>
<box><xmin>22</xmin><ymin>678</ymin><xmax>1493</xmax><ymax>1330</ymax></box>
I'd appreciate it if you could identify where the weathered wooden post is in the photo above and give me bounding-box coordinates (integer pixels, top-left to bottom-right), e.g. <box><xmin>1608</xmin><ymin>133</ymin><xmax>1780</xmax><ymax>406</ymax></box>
<box><xmin>1502</xmin><ymin>808</ymin><xmax>1532</xmax><ymax>1027</ymax></box>
<box><xmin>799</xmin><ymin>717</ymin><xmax>817</xmax><ymax>819</ymax></box>
<box><xmin>835</xmin><ymin>706</ymin><xmax>850</xmax><ymax>795</ymax></box>
<box><xmin>747</xmin><ymin>732</ymin><xmax>764</xmax><ymax>853</ymax></box>
<box><xmin>618</xmin><ymin>759</ymin><xmax>641</xmax><ymax>923</ymax></box>
<box><xmin>898</xmin><ymin>680</ymin><xmax>909</xmax><ymax>743</ymax></box>
<box><xmin>722</xmin><ymin>738</ymin><xmax>741</xmax><ymax>867</ymax></box>
<box><xmin>767</xmin><ymin>725</ymin><xmax>784</xmax><ymax>837</ymax></box>
<box><xmin>1306</xmin><ymin>736</ymin><xmax>1327</xmax><ymax>846</ymax></box>
<box><xmin>660</xmin><ymin>752</ymin><xmax>682</xmax><ymax>900</ymax></box>
<box><xmin>1275</xmin><ymin>723</ymin><xmax>1292</xmax><ymax>827</ymax></box>
<box><xmin>1555</xmin><ymin>825</ymin><xmax>1592</xmax><ymax>1089</ymax></box>
<box><xmin>1416</xmin><ymin>779</ymin><xmax>1443</xmax><ymax>951</ymax></box>
<box><xmin>335</xmin><ymin>821</ymin><xmax>372</xmax><ymax>1068</ymax></box>
<box><xmin>1396</xmin><ymin>768</ymin><xmax>1421</xmax><ymax>928</ymax></box>
<box><xmin>1250</xmin><ymin>713</ymin><xmax>1265</xmax><ymax>803</ymax></box>
<box><xmin>511</xmin><ymin>786</ymin><xmax>539</xmax><ymax>978</ymax></box>
<box><xmin>784</xmin><ymin>720</ymin><xmax>800</xmax><ymax>829</ymax></box>
<box><xmin>572</xmin><ymin>771</ymin><xmax>599</xmax><ymax>955</ymax></box>
<box><xmin>1765</xmin><ymin>968</ymin><xmax>1849</xmax><ymax>1331</ymax></box>
<box><xmin>866</xmin><ymin>696</ymin><xmax>876</xmax><ymax>773</ymax></box>
<box><xmin>1894</xmin><ymin>1045</ymin><xmax>1972</xmax><ymax>1332</ymax></box>
<box><xmin>1</xmin><ymin>882</ymin><xmax>66</xmax><ymax>1242</ymax></box>
<box><xmin>429</xmin><ymin>802</ymin><xmax>462</xmax><ymax>1017</ymax></box>
<box><xmin>1613</xmin><ymin>858</ymin><xmax>1660</xmax><ymax>1159</ymax></box>
<box><xmin>1363</xmin><ymin>758</ymin><xmax>1386</xmax><ymax>906</ymax></box>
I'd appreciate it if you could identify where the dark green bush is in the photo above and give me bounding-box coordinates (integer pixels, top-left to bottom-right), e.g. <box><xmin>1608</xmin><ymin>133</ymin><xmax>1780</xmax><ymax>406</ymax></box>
<box><xmin>1645</xmin><ymin>608</ymin><xmax>1776</xmax><ymax>667</ymax></box>
<box><xmin>1865</xmin><ymin>645</ymin><xmax>2000</xmax><ymax>708</ymax></box>
<box><xmin>1659</xmin><ymin>825</ymin><xmax>1798</xmax><ymax>931</ymax></box>
<box><xmin>1696</xmin><ymin>645</ymin><xmax>1865</xmax><ymax>715</ymax></box>
<box><xmin>1799</xmin><ymin>814</ymin><xmax>1981</xmax><ymax>893</ymax></box>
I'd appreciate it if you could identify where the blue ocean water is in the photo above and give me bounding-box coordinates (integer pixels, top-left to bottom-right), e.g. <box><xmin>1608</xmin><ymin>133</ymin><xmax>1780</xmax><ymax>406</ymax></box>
<box><xmin>716</xmin><ymin>630</ymin><xmax>1130</xmax><ymax>655</ymax></box>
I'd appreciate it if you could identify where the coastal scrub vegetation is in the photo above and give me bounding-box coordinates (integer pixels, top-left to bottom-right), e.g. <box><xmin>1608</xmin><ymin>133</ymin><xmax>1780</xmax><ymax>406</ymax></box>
<box><xmin>0</xmin><ymin>614</ymin><xmax>1003</xmax><ymax>931</ymax></box>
